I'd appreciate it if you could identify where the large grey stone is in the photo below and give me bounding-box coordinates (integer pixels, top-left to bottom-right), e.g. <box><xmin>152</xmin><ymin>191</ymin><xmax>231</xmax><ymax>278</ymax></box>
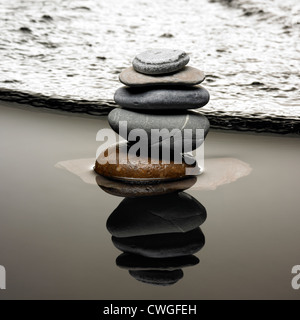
<box><xmin>132</xmin><ymin>49</ymin><xmax>189</xmax><ymax>75</ymax></box>
<box><xmin>114</xmin><ymin>85</ymin><xmax>210</xmax><ymax>110</ymax></box>
<box><xmin>119</xmin><ymin>66</ymin><xmax>205</xmax><ymax>87</ymax></box>
<box><xmin>108</xmin><ymin>108</ymin><xmax>210</xmax><ymax>152</ymax></box>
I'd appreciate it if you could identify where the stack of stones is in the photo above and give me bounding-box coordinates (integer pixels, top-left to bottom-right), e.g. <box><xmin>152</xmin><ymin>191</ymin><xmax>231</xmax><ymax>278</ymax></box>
<box><xmin>95</xmin><ymin>49</ymin><xmax>210</xmax><ymax>183</ymax></box>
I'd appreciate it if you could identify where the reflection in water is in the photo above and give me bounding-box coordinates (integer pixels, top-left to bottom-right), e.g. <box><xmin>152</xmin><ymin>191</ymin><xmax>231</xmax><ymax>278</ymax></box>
<box><xmin>112</xmin><ymin>228</ymin><xmax>205</xmax><ymax>258</ymax></box>
<box><xmin>56</xmin><ymin>156</ymin><xmax>252</xmax><ymax>285</ymax></box>
<box><xmin>107</xmin><ymin>193</ymin><xmax>206</xmax><ymax>236</ymax></box>
<box><xmin>116</xmin><ymin>253</ymin><xmax>199</xmax><ymax>270</ymax></box>
<box><xmin>96</xmin><ymin>174</ymin><xmax>197</xmax><ymax>197</ymax></box>
<box><xmin>104</xmin><ymin>190</ymin><xmax>207</xmax><ymax>286</ymax></box>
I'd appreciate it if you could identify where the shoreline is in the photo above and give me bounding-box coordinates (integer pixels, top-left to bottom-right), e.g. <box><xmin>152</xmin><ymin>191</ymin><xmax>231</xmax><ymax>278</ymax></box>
<box><xmin>1</xmin><ymin>89</ymin><xmax>299</xmax><ymax>135</ymax></box>
<box><xmin>1</xmin><ymin>0</ymin><xmax>299</xmax><ymax>138</ymax></box>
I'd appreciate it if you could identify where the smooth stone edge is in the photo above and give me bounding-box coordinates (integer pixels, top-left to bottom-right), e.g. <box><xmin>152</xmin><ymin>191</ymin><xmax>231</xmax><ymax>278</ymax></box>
<box><xmin>119</xmin><ymin>66</ymin><xmax>205</xmax><ymax>87</ymax></box>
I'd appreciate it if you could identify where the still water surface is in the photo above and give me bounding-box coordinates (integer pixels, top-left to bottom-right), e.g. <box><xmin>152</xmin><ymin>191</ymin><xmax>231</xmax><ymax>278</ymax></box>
<box><xmin>0</xmin><ymin>102</ymin><xmax>300</xmax><ymax>299</ymax></box>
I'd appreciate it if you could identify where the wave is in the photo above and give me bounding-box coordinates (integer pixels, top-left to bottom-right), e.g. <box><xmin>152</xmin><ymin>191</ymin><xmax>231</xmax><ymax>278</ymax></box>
<box><xmin>209</xmin><ymin>0</ymin><xmax>300</xmax><ymax>29</ymax></box>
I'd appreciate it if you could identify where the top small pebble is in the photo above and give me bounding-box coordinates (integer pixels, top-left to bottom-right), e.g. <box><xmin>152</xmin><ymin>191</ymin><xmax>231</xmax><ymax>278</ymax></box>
<box><xmin>132</xmin><ymin>49</ymin><xmax>190</xmax><ymax>75</ymax></box>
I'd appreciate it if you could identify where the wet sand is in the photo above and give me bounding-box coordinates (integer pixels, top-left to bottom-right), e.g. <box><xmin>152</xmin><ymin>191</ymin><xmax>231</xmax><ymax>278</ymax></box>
<box><xmin>0</xmin><ymin>101</ymin><xmax>300</xmax><ymax>299</ymax></box>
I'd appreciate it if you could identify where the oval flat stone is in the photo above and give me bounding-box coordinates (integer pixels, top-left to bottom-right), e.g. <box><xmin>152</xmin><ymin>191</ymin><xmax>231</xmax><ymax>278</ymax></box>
<box><xmin>132</xmin><ymin>49</ymin><xmax>190</xmax><ymax>75</ymax></box>
<box><xmin>114</xmin><ymin>85</ymin><xmax>209</xmax><ymax>110</ymax></box>
<box><xmin>94</xmin><ymin>143</ymin><xmax>198</xmax><ymax>183</ymax></box>
<box><xmin>119</xmin><ymin>66</ymin><xmax>205</xmax><ymax>87</ymax></box>
<box><xmin>96</xmin><ymin>174</ymin><xmax>197</xmax><ymax>197</ymax></box>
<box><xmin>116</xmin><ymin>253</ymin><xmax>199</xmax><ymax>271</ymax></box>
<box><xmin>129</xmin><ymin>270</ymin><xmax>183</xmax><ymax>286</ymax></box>
<box><xmin>106</xmin><ymin>192</ymin><xmax>207</xmax><ymax>237</ymax></box>
<box><xmin>112</xmin><ymin>227</ymin><xmax>205</xmax><ymax>258</ymax></box>
<box><xmin>108</xmin><ymin>109</ymin><xmax>210</xmax><ymax>152</ymax></box>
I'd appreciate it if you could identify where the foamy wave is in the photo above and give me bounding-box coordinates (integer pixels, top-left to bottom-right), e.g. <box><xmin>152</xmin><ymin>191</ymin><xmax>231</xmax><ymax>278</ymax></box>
<box><xmin>210</xmin><ymin>0</ymin><xmax>300</xmax><ymax>28</ymax></box>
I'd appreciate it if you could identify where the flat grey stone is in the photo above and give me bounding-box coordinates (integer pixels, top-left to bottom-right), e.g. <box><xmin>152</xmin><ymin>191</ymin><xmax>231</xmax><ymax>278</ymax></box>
<box><xmin>106</xmin><ymin>192</ymin><xmax>207</xmax><ymax>237</ymax></box>
<box><xmin>108</xmin><ymin>108</ymin><xmax>210</xmax><ymax>152</ymax></box>
<box><xmin>129</xmin><ymin>270</ymin><xmax>183</xmax><ymax>286</ymax></box>
<box><xmin>132</xmin><ymin>49</ymin><xmax>190</xmax><ymax>75</ymax></box>
<box><xmin>112</xmin><ymin>227</ymin><xmax>205</xmax><ymax>258</ymax></box>
<box><xmin>114</xmin><ymin>85</ymin><xmax>209</xmax><ymax>110</ymax></box>
<box><xmin>119</xmin><ymin>66</ymin><xmax>205</xmax><ymax>87</ymax></box>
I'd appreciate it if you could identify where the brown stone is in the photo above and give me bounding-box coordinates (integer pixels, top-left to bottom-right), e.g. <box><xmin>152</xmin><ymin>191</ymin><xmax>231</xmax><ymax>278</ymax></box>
<box><xmin>94</xmin><ymin>143</ymin><xmax>199</xmax><ymax>183</ymax></box>
<box><xmin>119</xmin><ymin>66</ymin><xmax>205</xmax><ymax>87</ymax></box>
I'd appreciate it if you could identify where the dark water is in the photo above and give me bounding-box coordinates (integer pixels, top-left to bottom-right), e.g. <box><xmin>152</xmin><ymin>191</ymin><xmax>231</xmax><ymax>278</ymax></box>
<box><xmin>1</xmin><ymin>102</ymin><xmax>300</xmax><ymax>299</ymax></box>
<box><xmin>0</xmin><ymin>0</ymin><xmax>299</xmax><ymax>133</ymax></box>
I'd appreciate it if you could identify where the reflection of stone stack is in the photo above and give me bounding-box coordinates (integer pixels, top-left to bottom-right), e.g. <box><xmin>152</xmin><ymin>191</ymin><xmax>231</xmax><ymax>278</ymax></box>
<box><xmin>96</xmin><ymin>174</ymin><xmax>197</xmax><ymax>197</ymax></box>
<box><xmin>106</xmin><ymin>192</ymin><xmax>206</xmax><ymax>286</ymax></box>
<box><xmin>95</xmin><ymin>49</ymin><xmax>210</xmax><ymax>183</ymax></box>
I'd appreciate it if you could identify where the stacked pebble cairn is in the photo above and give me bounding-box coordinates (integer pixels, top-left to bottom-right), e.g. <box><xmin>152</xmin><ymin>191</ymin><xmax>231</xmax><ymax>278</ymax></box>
<box><xmin>95</xmin><ymin>49</ymin><xmax>210</xmax><ymax>183</ymax></box>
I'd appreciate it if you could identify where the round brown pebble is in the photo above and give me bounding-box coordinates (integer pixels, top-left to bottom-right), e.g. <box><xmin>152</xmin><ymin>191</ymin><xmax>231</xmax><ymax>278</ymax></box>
<box><xmin>94</xmin><ymin>143</ymin><xmax>199</xmax><ymax>183</ymax></box>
